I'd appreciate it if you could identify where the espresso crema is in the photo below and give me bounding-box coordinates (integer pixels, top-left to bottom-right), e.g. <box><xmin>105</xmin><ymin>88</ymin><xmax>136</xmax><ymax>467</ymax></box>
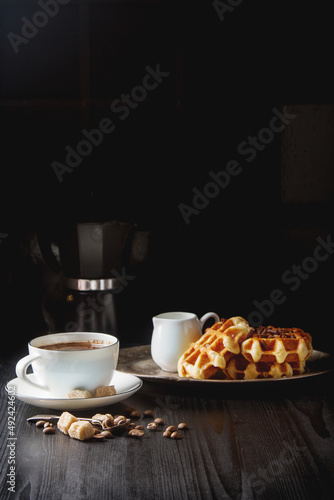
<box><xmin>39</xmin><ymin>341</ymin><xmax>108</xmax><ymax>351</ymax></box>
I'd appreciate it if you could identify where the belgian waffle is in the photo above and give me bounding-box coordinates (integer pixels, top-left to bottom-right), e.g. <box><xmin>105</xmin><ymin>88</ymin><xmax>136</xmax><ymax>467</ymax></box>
<box><xmin>224</xmin><ymin>354</ymin><xmax>295</xmax><ymax>380</ymax></box>
<box><xmin>289</xmin><ymin>360</ymin><xmax>306</xmax><ymax>375</ymax></box>
<box><xmin>241</xmin><ymin>326</ymin><xmax>313</xmax><ymax>364</ymax></box>
<box><xmin>177</xmin><ymin>316</ymin><xmax>251</xmax><ymax>379</ymax></box>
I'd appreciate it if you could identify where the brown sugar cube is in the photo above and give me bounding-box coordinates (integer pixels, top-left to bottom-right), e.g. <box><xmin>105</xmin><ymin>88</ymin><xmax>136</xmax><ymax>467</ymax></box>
<box><xmin>57</xmin><ymin>412</ymin><xmax>79</xmax><ymax>435</ymax></box>
<box><xmin>95</xmin><ymin>385</ymin><xmax>116</xmax><ymax>398</ymax></box>
<box><xmin>67</xmin><ymin>389</ymin><xmax>93</xmax><ymax>399</ymax></box>
<box><xmin>68</xmin><ymin>421</ymin><xmax>95</xmax><ymax>441</ymax></box>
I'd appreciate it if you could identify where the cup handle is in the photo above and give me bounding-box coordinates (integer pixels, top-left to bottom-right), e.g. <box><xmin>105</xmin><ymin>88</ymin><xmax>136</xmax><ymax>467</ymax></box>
<box><xmin>199</xmin><ymin>312</ymin><xmax>220</xmax><ymax>330</ymax></box>
<box><xmin>15</xmin><ymin>354</ymin><xmax>49</xmax><ymax>391</ymax></box>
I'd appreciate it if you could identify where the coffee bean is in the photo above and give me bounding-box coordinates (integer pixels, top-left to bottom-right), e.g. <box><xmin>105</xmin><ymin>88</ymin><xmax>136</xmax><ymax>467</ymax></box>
<box><xmin>102</xmin><ymin>417</ymin><xmax>113</xmax><ymax>428</ymax></box>
<box><xmin>143</xmin><ymin>410</ymin><xmax>154</xmax><ymax>418</ymax></box>
<box><xmin>43</xmin><ymin>426</ymin><xmax>55</xmax><ymax>435</ymax></box>
<box><xmin>36</xmin><ymin>420</ymin><xmax>47</xmax><ymax>428</ymax></box>
<box><xmin>123</xmin><ymin>406</ymin><xmax>136</xmax><ymax>414</ymax></box>
<box><xmin>147</xmin><ymin>422</ymin><xmax>158</xmax><ymax>431</ymax></box>
<box><xmin>135</xmin><ymin>425</ymin><xmax>144</xmax><ymax>430</ymax></box>
<box><xmin>129</xmin><ymin>410</ymin><xmax>140</xmax><ymax>419</ymax></box>
<box><xmin>114</xmin><ymin>415</ymin><xmax>126</xmax><ymax>425</ymax></box>
<box><xmin>163</xmin><ymin>430</ymin><xmax>172</xmax><ymax>438</ymax></box>
<box><xmin>154</xmin><ymin>418</ymin><xmax>164</xmax><ymax>426</ymax></box>
<box><xmin>128</xmin><ymin>429</ymin><xmax>145</xmax><ymax>438</ymax></box>
<box><xmin>93</xmin><ymin>433</ymin><xmax>105</xmax><ymax>440</ymax></box>
<box><xmin>178</xmin><ymin>423</ymin><xmax>188</xmax><ymax>430</ymax></box>
<box><xmin>100</xmin><ymin>431</ymin><xmax>113</xmax><ymax>439</ymax></box>
<box><xmin>44</xmin><ymin>422</ymin><xmax>53</xmax><ymax>428</ymax></box>
<box><xmin>166</xmin><ymin>426</ymin><xmax>177</xmax><ymax>433</ymax></box>
<box><xmin>170</xmin><ymin>431</ymin><xmax>182</xmax><ymax>440</ymax></box>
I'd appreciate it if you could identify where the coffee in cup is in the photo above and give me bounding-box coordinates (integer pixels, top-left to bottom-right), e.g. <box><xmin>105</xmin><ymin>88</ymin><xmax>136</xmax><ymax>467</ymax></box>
<box><xmin>39</xmin><ymin>341</ymin><xmax>106</xmax><ymax>351</ymax></box>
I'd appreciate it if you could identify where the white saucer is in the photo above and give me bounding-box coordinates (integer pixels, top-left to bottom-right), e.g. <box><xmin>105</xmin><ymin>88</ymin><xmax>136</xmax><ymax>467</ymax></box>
<box><xmin>5</xmin><ymin>371</ymin><xmax>143</xmax><ymax>411</ymax></box>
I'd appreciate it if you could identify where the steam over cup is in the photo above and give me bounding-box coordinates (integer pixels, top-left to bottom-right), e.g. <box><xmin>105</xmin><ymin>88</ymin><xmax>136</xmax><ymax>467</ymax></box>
<box><xmin>151</xmin><ymin>311</ymin><xmax>220</xmax><ymax>372</ymax></box>
<box><xmin>15</xmin><ymin>332</ymin><xmax>119</xmax><ymax>398</ymax></box>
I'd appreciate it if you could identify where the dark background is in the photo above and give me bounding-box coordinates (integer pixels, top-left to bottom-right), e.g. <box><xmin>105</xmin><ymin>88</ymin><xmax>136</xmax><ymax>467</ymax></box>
<box><xmin>0</xmin><ymin>1</ymin><xmax>333</xmax><ymax>353</ymax></box>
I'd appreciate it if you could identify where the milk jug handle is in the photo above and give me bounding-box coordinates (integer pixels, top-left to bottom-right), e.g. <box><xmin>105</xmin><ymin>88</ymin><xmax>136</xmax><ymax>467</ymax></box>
<box><xmin>199</xmin><ymin>312</ymin><xmax>220</xmax><ymax>329</ymax></box>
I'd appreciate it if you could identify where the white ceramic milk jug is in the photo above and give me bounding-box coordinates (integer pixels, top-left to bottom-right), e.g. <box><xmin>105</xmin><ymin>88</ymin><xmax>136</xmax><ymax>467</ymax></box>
<box><xmin>151</xmin><ymin>311</ymin><xmax>220</xmax><ymax>372</ymax></box>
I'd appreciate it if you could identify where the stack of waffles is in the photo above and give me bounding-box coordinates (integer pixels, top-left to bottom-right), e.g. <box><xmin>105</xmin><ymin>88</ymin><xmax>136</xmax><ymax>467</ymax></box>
<box><xmin>177</xmin><ymin>317</ymin><xmax>313</xmax><ymax>380</ymax></box>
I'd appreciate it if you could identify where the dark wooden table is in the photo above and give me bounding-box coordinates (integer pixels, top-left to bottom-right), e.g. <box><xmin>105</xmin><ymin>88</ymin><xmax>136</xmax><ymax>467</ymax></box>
<box><xmin>1</xmin><ymin>345</ymin><xmax>334</xmax><ymax>500</ymax></box>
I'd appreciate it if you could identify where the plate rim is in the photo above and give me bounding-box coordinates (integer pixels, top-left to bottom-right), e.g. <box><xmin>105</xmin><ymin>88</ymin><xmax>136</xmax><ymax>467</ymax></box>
<box><xmin>117</xmin><ymin>346</ymin><xmax>333</xmax><ymax>384</ymax></box>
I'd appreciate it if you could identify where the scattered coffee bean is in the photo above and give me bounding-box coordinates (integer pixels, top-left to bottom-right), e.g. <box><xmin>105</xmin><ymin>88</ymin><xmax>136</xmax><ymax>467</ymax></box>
<box><xmin>128</xmin><ymin>429</ymin><xmax>145</xmax><ymax>438</ymax></box>
<box><xmin>166</xmin><ymin>425</ymin><xmax>177</xmax><ymax>433</ymax></box>
<box><xmin>147</xmin><ymin>422</ymin><xmax>158</xmax><ymax>431</ymax></box>
<box><xmin>33</xmin><ymin>410</ymin><xmax>189</xmax><ymax>442</ymax></box>
<box><xmin>178</xmin><ymin>423</ymin><xmax>188</xmax><ymax>430</ymax></box>
<box><xmin>43</xmin><ymin>426</ymin><xmax>55</xmax><ymax>435</ymax></box>
<box><xmin>36</xmin><ymin>420</ymin><xmax>47</xmax><ymax>428</ymax></box>
<box><xmin>93</xmin><ymin>433</ymin><xmax>105</xmax><ymax>440</ymax></box>
<box><xmin>143</xmin><ymin>410</ymin><xmax>154</xmax><ymax>418</ymax></box>
<box><xmin>170</xmin><ymin>431</ymin><xmax>182</xmax><ymax>440</ymax></box>
<box><xmin>123</xmin><ymin>406</ymin><xmax>136</xmax><ymax>414</ymax></box>
<box><xmin>114</xmin><ymin>415</ymin><xmax>126</xmax><ymax>425</ymax></box>
<box><xmin>100</xmin><ymin>431</ymin><xmax>113</xmax><ymax>439</ymax></box>
<box><xmin>102</xmin><ymin>417</ymin><xmax>113</xmax><ymax>428</ymax></box>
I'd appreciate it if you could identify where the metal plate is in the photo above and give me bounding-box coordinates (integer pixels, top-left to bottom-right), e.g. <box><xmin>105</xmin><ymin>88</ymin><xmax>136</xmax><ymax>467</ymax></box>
<box><xmin>117</xmin><ymin>346</ymin><xmax>333</xmax><ymax>384</ymax></box>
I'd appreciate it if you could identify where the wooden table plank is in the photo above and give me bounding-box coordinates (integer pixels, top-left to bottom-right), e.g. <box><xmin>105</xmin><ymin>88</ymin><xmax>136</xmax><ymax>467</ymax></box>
<box><xmin>1</xmin><ymin>351</ymin><xmax>334</xmax><ymax>500</ymax></box>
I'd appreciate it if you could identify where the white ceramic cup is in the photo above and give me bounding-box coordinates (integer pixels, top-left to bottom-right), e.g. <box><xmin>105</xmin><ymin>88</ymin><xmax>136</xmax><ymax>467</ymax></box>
<box><xmin>15</xmin><ymin>332</ymin><xmax>119</xmax><ymax>398</ymax></box>
<box><xmin>151</xmin><ymin>311</ymin><xmax>220</xmax><ymax>372</ymax></box>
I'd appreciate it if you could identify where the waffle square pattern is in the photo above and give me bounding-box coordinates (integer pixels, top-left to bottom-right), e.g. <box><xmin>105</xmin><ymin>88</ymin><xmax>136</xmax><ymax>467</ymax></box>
<box><xmin>177</xmin><ymin>317</ymin><xmax>313</xmax><ymax>380</ymax></box>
